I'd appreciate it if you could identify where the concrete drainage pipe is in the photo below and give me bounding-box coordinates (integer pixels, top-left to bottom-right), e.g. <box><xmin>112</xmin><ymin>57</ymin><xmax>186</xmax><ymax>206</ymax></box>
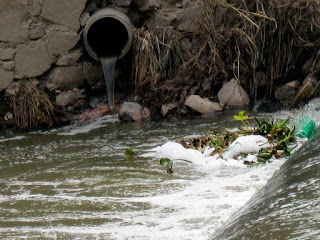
<box><xmin>83</xmin><ymin>8</ymin><xmax>133</xmax><ymax>60</ymax></box>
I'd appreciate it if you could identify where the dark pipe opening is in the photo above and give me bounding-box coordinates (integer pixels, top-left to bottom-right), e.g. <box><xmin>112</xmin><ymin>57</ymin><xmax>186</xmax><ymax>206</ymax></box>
<box><xmin>87</xmin><ymin>17</ymin><xmax>129</xmax><ymax>58</ymax></box>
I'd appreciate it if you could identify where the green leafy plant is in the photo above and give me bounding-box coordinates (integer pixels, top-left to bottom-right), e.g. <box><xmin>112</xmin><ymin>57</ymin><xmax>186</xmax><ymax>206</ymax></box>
<box><xmin>125</xmin><ymin>149</ymin><xmax>136</xmax><ymax>158</ymax></box>
<box><xmin>160</xmin><ymin>158</ymin><xmax>174</xmax><ymax>174</ymax></box>
<box><xmin>234</xmin><ymin>111</ymin><xmax>249</xmax><ymax>129</ymax></box>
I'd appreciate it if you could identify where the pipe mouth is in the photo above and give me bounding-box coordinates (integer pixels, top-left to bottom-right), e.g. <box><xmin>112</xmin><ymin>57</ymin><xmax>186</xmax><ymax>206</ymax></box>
<box><xmin>83</xmin><ymin>8</ymin><xmax>133</xmax><ymax>61</ymax></box>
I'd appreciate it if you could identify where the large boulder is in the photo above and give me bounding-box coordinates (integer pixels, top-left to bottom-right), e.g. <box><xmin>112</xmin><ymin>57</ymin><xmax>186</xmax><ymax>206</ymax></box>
<box><xmin>118</xmin><ymin>102</ymin><xmax>150</xmax><ymax>121</ymax></box>
<box><xmin>0</xmin><ymin>0</ymin><xmax>28</xmax><ymax>44</ymax></box>
<box><xmin>185</xmin><ymin>95</ymin><xmax>223</xmax><ymax>115</ymax></box>
<box><xmin>15</xmin><ymin>40</ymin><xmax>53</xmax><ymax>79</ymax></box>
<box><xmin>0</xmin><ymin>66</ymin><xmax>14</xmax><ymax>91</ymax></box>
<box><xmin>47</xmin><ymin>66</ymin><xmax>84</xmax><ymax>90</ymax></box>
<box><xmin>46</xmin><ymin>26</ymin><xmax>80</xmax><ymax>56</ymax></box>
<box><xmin>41</xmin><ymin>0</ymin><xmax>87</xmax><ymax>31</ymax></box>
<box><xmin>218</xmin><ymin>78</ymin><xmax>250</xmax><ymax>107</ymax></box>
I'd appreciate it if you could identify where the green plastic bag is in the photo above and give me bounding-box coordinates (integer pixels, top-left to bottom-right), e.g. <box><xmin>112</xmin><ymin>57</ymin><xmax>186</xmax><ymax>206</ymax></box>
<box><xmin>294</xmin><ymin>117</ymin><xmax>316</xmax><ymax>138</ymax></box>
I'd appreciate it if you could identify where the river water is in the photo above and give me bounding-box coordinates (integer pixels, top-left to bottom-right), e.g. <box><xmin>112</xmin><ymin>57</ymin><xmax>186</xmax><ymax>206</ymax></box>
<box><xmin>0</xmin><ymin>100</ymin><xmax>319</xmax><ymax>239</ymax></box>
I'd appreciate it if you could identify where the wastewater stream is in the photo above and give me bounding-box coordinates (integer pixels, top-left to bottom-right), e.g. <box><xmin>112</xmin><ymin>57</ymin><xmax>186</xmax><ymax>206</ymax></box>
<box><xmin>0</xmin><ymin>100</ymin><xmax>319</xmax><ymax>239</ymax></box>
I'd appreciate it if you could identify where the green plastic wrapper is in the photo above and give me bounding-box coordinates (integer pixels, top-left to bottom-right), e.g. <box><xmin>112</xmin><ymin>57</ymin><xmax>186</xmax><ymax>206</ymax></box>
<box><xmin>294</xmin><ymin>117</ymin><xmax>316</xmax><ymax>138</ymax></box>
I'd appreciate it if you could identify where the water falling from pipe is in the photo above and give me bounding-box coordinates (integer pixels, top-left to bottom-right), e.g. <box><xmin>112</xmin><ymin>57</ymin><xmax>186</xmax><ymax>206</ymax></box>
<box><xmin>100</xmin><ymin>56</ymin><xmax>117</xmax><ymax>111</ymax></box>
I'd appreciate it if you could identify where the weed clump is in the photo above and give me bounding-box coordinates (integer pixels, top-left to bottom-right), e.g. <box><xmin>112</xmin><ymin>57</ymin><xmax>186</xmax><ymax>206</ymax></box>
<box><xmin>12</xmin><ymin>79</ymin><xmax>59</xmax><ymax>130</ymax></box>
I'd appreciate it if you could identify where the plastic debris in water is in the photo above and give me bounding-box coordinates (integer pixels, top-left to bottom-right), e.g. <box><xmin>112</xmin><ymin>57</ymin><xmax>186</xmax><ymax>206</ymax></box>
<box><xmin>294</xmin><ymin>117</ymin><xmax>316</xmax><ymax>138</ymax></box>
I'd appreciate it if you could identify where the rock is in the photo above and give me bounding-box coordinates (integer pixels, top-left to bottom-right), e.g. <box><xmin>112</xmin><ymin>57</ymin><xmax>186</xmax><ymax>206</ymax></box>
<box><xmin>217</xmin><ymin>78</ymin><xmax>250</xmax><ymax>107</ymax></box>
<box><xmin>30</xmin><ymin>0</ymin><xmax>42</xmax><ymax>16</ymax></box>
<box><xmin>56</xmin><ymin>90</ymin><xmax>84</xmax><ymax>107</ymax></box>
<box><xmin>185</xmin><ymin>95</ymin><xmax>223</xmax><ymax>115</ymax></box>
<box><xmin>83</xmin><ymin>62</ymin><xmax>104</xmax><ymax>86</ymax></box>
<box><xmin>80</xmin><ymin>12</ymin><xmax>90</xmax><ymax>27</ymax></box>
<box><xmin>46</xmin><ymin>26</ymin><xmax>80</xmax><ymax>56</ymax></box>
<box><xmin>0</xmin><ymin>0</ymin><xmax>29</xmax><ymax>44</ymax></box>
<box><xmin>0</xmin><ymin>47</ymin><xmax>15</xmax><ymax>61</ymax></box>
<box><xmin>118</xmin><ymin>102</ymin><xmax>150</xmax><ymax>121</ymax></box>
<box><xmin>175</xmin><ymin>5</ymin><xmax>203</xmax><ymax>33</ymax></box>
<box><xmin>286</xmin><ymin>80</ymin><xmax>300</xmax><ymax>89</ymax></box>
<box><xmin>110</xmin><ymin>0</ymin><xmax>132</xmax><ymax>7</ymax></box>
<box><xmin>275</xmin><ymin>80</ymin><xmax>301</xmax><ymax>101</ymax></box>
<box><xmin>135</xmin><ymin>0</ymin><xmax>161</xmax><ymax>11</ymax></box>
<box><xmin>56</xmin><ymin>49</ymin><xmax>82</xmax><ymax>66</ymax></box>
<box><xmin>2</xmin><ymin>61</ymin><xmax>15</xmax><ymax>71</ymax></box>
<box><xmin>161</xmin><ymin>103</ymin><xmax>177</xmax><ymax>117</ymax></box>
<box><xmin>275</xmin><ymin>84</ymin><xmax>297</xmax><ymax>101</ymax></box>
<box><xmin>146</xmin><ymin>10</ymin><xmax>177</xmax><ymax>30</ymax></box>
<box><xmin>15</xmin><ymin>40</ymin><xmax>53</xmax><ymax>79</ymax></box>
<box><xmin>28</xmin><ymin>22</ymin><xmax>46</xmax><ymax>40</ymax></box>
<box><xmin>294</xmin><ymin>76</ymin><xmax>318</xmax><ymax>103</ymax></box>
<box><xmin>41</xmin><ymin>0</ymin><xmax>87</xmax><ymax>31</ymax></box>
<box><xmin>47</xmin><ymin>66</ymin><xmax>84</xmax><ymax>90</ymax></box>
<box><xmin>85</xmin><ymin>0</ymin><xmax>98</xmax><ymax>13</ymax></box>
<box><xmin>0</xmin><ymin>67</ymin><xmax>14</xmax><ymax>91</ymax></box>
<box><xmin>5</xmin><ymin>81</ymin><xmax>19</xmax><ymax>96</ymax></box>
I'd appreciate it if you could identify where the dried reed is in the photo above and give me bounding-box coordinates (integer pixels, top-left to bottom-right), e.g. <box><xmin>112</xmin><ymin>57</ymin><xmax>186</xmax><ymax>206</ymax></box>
<box><xmin>13</xmin><ymin>79</ymin><xmax>58</xmax><ymax>130</ymax></box>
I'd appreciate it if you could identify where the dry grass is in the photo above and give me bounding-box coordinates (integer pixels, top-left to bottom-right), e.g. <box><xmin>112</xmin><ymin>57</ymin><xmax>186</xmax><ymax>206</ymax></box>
<box><xmin>13</xmin><ymin>79</ymin><xmax>58</xmax><ymax>130</ymax></box>
<box><xmin>132</xmin><ymin>0</ymin><xmax>320</xmax><ymax>111</ymax></box>
<box><xmin>197</xmin><ymin>0</ymin><xmax>320</xmax><ymax>99</ymax></box>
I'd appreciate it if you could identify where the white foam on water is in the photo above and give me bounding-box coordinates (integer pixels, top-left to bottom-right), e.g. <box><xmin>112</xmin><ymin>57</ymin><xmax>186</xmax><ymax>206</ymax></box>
<box><xmin>0</xmin><ymin>135</ymin><xmax>26</xmax><ymax>142</ymax></box>
<box><xmin>18</xmin><ymin>139</ymin><xmax>298</xmax><ymax>240</ymax></box>
<box><xmin>57</xmin><ymin>115</ymin><xmax>119</xmax><ymax>136</ymax></box>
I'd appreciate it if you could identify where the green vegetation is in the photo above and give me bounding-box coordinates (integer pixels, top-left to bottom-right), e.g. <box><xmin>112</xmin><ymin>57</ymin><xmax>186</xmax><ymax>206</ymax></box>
<box><xmin>161</xmin><ymin>112</ymin><xmax>298</xmax><ymax>173</ymax></box>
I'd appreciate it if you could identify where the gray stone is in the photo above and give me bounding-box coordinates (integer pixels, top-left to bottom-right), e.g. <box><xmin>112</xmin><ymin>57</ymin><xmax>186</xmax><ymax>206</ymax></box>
<box><xmin>2</xmin><ymin>61</ymin><xmax>15</xmax><ymax>71</ymax></box>
<box><xmin>47</xmin><ymin>66</ymin><xmax>84</xmax><ymax>90</ymax></box>
<box><xmin>146</xmin><ymin>10</ymin><xmax>177</xmax><ymax>30</ymax></box>
<box><xmin>218</xmin><ymin>78</ymin><xmax>250</xmax><ymax>107</ymax></box>
<box><xmin>286</xmin><ymin>80</ymin><xmax>300</xmax><ymax>89</ymax></box>
<box><xmin>275</xmin><ymin>84</ymin><xmax>297</xmax><ymax>101</ymax></box>
<box><xmin>135</xmin><ymin>0</ymin><xmax>161</xmax><ymax>11</ymax></box>
<box><xmin>15</xmin><ymin>40</ymin><xmax>53</xmax><ymax>79</ymax></box>
<box><xmin>56</xmin><ymin>90</ymin><xmax>81</xmax><ymax>107</ymax></box>
<box><xmin>0</xmin><ymin>48</ymin><xmax>15</xmax><ymax>61</ymax></box>
<box><xmin>46</xmin><ymin>26</ymin><xmax>80</xmax><ymax>56</ymax></box>
<box><xmin>118</xmin><ymin>102</ymin><xmax>150</xmax><ymax>121</ymax></box>
<box><xmin>110</xmin><ymin>0</ymin><xmax>132</xmax><ymax>7</ymax></box>
<box><xmin>161</xmin><ymin>103</ymin><xmax>177</xmax><ymax>117</ymax></box>
<box><xmin>5</xmin><ymin>81</ymin><xmax>19</xmax><ymax>96</ymax></box>
<box><xmin>29</xmin><ymin>22</ymin><xmax>46</xmax><ymax>40</ymax></box>
<box><xmin>56</xmin><ymin>50</ymin><xmax>82</xmax><ymax>66</ymax></box>
<box><xmin>30</xmin><ymin>0</ymin><xmax>43</xmax><ymax>16</ymax></box>
<box><xmin>176</xmin><ymin>5</ymin><xmax>203</xmax><ymax>33</ymax></box>
<box><xmin>85</xmin><ymin>0</ymin><xmax>98</xmax><ymax>13</ymax></box>
<box><xmin>0</xmin><ymin>66</ymin><xmax>14</xmax><ymax>91</ymax></box>
<box><xmin>294</xmin><ymin>76</ymin><xmax>318</xmax><ymax>103</ymax></box>
<box><xmin>185</xmin><ymin>95</ymin><xmax>223</xmax><ymax>115</ymax></box>
<box><xmin>0</xmin><ymin>0</ymin><xmax>29</xmax><ymax>44</ymax></box>
<box><xmin>83</xmin><ymin>62</ymin><xmax>104</xmax><ymax>86</ymax></box>
<box><xmin>41</xmin><ymin>0</ymin><xmax>87</xmax><ymax>31</ymax></box>
<box><xmin>80</xmin><ymin>12</ymin><xmax>90</xmax><ymax>27</ymax></box>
